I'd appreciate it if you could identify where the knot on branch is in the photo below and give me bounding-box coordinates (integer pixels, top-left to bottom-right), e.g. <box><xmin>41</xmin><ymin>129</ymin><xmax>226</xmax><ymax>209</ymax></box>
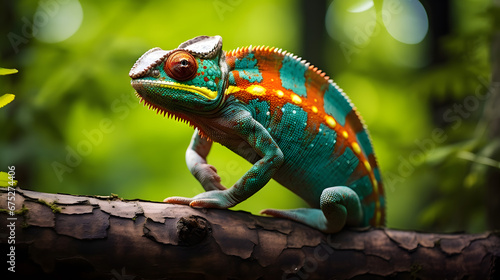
<box><xmin>177</xmin><ymin>215</ymin><xmax>211</xmax><ymax>246</ymax></box>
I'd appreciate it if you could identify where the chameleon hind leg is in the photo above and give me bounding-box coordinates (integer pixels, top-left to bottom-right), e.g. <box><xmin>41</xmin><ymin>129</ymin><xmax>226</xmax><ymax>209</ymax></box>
<box><xmin>260</xmin><ymin>186</ymin><xmax>363</xmax><ymax>233</ymax></box>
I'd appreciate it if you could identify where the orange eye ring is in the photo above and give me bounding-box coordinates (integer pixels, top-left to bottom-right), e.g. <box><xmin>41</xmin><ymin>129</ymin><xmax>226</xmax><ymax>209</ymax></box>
<box><xmin>164</xmin><ymin>50</ymin><xmax>198</xmax><ymax>81</ymax></box>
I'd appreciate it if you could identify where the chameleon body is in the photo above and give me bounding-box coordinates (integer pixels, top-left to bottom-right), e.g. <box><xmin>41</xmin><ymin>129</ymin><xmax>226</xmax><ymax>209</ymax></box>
<box><xmin>129</xmin><ymin>36</ymin><xmax>385</xmax><ymax>233</ymax></box>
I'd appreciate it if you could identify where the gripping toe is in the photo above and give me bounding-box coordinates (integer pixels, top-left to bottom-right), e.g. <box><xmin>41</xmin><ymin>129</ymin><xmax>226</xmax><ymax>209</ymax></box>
<box><xmin>164</xmin><ymin>196</ymin><xmax>193</xmax><ymax>205</ymax></box>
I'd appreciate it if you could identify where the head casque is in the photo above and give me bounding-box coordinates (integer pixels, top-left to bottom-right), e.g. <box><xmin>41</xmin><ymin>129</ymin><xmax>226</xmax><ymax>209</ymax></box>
<box><xmin>129</xmin><ymin>36</ymin><xmax>229</xmax><ymax>117</ymax></box>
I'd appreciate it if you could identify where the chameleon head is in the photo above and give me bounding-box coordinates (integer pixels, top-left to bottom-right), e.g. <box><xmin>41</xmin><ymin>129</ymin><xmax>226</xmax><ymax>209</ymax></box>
<box><xmin>129</xmin><ymin>35</ymin><xmax>228</xmax><ymax>116</ymax></box>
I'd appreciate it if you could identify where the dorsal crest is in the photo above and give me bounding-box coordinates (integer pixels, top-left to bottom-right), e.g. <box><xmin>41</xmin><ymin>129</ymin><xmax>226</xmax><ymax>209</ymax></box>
<box><xmin>225</xmin><ymin>45</ymin><xmax>358</xmax><ymax>125</ymax></box>
<box><xmin>224</xmin><ymin>45</ymin><xmax>369</xmax><ymax>140</ymax></box>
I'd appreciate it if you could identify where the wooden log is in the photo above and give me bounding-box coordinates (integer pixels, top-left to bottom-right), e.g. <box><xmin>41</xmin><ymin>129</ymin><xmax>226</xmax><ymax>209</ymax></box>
<box><xmin>0</xmin><ymin>187</ymin><xmax>499</xmax><ymax>279</ymax></box>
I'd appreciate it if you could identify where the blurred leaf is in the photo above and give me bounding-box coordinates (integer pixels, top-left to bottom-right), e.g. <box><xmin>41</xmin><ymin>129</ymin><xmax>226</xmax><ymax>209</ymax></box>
<box><xmin>0</xmin><ymin>68</ymin><xmax>18</xmax><ymax>75</ymax></box>
<box><xmin>0</xmin><ymin>68</ymin><xmax>17</xmax><ymax>109</ymax></box>
<box><xmin>459</xmin><ymin>140</ymin><xmax>500</xmax><ymax>188</ymax></box>
<box><xmin>0</xmin><ymin>172</ymin><xmax>17</xmax><ymax>187</ymax></box>
<box><xmin>0</xmin><ymin>94</ymin><xmax>15</xmax><ymax>109</ymax></box>
<box><xmin>425</xmin><ymin>140</ymin><xmax>476</xmax><ymax>165</ymax></box>
<box><xmin>458</xmin><ymin>151</ymin><xmax>500</xmax><ymax>169</ymax></box>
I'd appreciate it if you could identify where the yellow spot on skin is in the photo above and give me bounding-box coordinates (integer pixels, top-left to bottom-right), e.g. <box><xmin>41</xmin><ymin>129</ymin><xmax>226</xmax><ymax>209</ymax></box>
<box><xmin>352</xmin><ymin>142</ymin><xmax>361</xmax><ymax>155</ymax></box>
<box><xmin>311</xmin><ymin>106</ymin><xmax>318</xmax><ymax>113</ymax></box>
<box><xmin>342</xmin><ymin>131</ymin><xmax>349</xmax><ymax>139</ymax></box>
<box><xmin>247</xmin><ymin>84</ymin><xmax>266</xmax><ymax>95</ymax></box>
<box><xmin>372</xmin><ymin>178</ymin><xmax>378</xmax><ymax>192</ymax></box>
<box><xmin>363</xmin><ymin>160</ymin><xmax>372</xmax><ymax>172</ymax></box>
<box><xmin>325</xmin><ymin>116</ymin><xmax>336</xmax><ymax>128</ymax></box>
<box><xmin>225</xmin><ymin>85</ymin><xmax>241</xmax><ymax>95</ymax></box>
<box><xmin>291</xmin><ymin>94</ymin><xmax>302</xmax><ymax>104</ymax></box>
<box><xmin>275</xmin><ymin>90</ymin><xmax>284</xmax><ymax>98</ymax></box>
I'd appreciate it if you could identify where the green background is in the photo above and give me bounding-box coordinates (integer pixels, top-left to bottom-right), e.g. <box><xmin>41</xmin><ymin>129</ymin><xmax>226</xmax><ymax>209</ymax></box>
<box><xmin>1</xmin><ymin>0</ymin><xmax>497</xmax><ymax>233</ymax></box>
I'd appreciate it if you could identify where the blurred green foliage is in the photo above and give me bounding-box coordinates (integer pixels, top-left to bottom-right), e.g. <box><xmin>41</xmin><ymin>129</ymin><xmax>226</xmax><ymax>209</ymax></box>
<box><xmin>0</xmin><ymin>0</ymin><xmax>497</xmax><ymax>233</ymax></box>
<box><xmin>0</xmin><ymin>67</ymin><xmax>17</xmax><ymax>108</ymax></box>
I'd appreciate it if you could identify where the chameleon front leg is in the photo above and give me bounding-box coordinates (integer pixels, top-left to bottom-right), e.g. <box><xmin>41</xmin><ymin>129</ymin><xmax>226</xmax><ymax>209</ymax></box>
<box><xmin>260</xmin><ymin>186</ymin><xmax>363</xmax><ymax>233</ymax></box>
<box><xmin>184</xmin><ymin>129</ymin><xmax>226</xmax><ymax>192</ymax></box>
<box><xmin>165</xmin><ymin>117</ymin><xmax>284</xmax><ymax>209</ymax></box>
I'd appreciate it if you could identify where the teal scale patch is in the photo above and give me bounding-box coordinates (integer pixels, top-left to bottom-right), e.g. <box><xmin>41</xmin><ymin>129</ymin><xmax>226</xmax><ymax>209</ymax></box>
<box><xmin>373</xmin><ymin>167</ymin><xmax>382</xmax><ymax>183</ymax></box>
<box><xmin>264</xmin><ymin>103</ymin><xmax>311</xmax><ymax>152</ymax></box>
<box><xmin>330</xmin><ymin>147</ymin><xmax>359</xmax><ymax>185</ymax></box>
<box><xmin>279</xmin><ymin>55</ymin><xmax>307</xmax><ymax>97</ymax></box>
<box><xmin>348</xmin><ymin>175</ymin><xmax>373</xmax><ymax>201</ymax></box>
<box><xmin>235</xmin><ymin>53</ymin><xmax>257</xmax><ymax>68</ymax></box>
<box><xmin>323</xmin><ymin>84</ymin><xmax>353</xmax><ymax>126</ymax></box>
<box><xmin>228</xmin><ymin>72</ymin><xmax>236</xmax><ymax>85</ymax></box>
<box><xmin>235</xmin><ymin>54</ymin><xmax>263</xmax><ymax>83</ymax></box>
<box><xmin>379</xmin><ymin>195</ymin><xmax>386</xmax><ymax>210</ymax></box>
<box><xmin>355</xmin><ymin>130</ymin><xmax>374</xmax><ymax>156</ymax></box>
<box><xmin>290</xmin><ymin>124</ymin><xmax>340</xmax><ymax>190</ymax></box>
<box><xmin>247</xmin><ymin>99</ymin><xmax>272</xmax><ymax>126</ymax></box>
<box><xmin>270</xmin><ymin>121</ymin><xmax>364</xmax><ymax>206</ymax></box>
<box><xmin>239</xmin><ymin>70</ymin><xmax>263</xmax><ymax>83</ymax></box>
<box><xmin>362</xmin><ymin>201</ymin><xmax>376</xmax><ymax>226</ymax></box>
<box><xmin>271</xmin><ymin>121</ymin><xmax>339</xmax><ymax>195</ymax></box>
<box><xmin>270</xmin><ymin>103</ymin><xmax>310</xmax><ymax>146</ymax></box>
<box><xmin>188</xmin><ymin>59</ymin><xmax>221</xmax><ymax>91</ymax></box>
<box><xmin>308</xmin><ymin>124</ymin><xmax>337</xmax><ymax>150</ymax></box>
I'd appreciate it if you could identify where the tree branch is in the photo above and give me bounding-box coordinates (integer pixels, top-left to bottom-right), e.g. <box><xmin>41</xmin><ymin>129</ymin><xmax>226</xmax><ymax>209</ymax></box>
<box><xmin>1</xmin><ymin>188</ymin><xmax>499</xmax><ymax>279</ymax></box>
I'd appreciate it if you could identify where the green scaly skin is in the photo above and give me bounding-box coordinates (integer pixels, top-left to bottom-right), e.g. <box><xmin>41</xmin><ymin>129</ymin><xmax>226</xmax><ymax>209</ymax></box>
<box><xmin>129</xmin><ymin>36</ymin><xmax>385</xmax><ymax>233</ymax></box>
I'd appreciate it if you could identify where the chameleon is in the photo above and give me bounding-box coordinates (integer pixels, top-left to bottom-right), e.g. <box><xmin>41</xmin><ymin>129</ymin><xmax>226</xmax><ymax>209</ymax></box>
<box><xmin>129</xmin><ymin>35</ymin><xmax>385</xmax><ymax>233</ymax></box>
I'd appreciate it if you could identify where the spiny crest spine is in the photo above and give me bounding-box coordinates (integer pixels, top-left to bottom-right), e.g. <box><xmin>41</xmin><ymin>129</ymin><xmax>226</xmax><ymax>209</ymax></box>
<box><xmin>229</xmin><ymin>45</ymin><xmax>340</xmax><ymax>87</ymax></box>
<box><xmin>226</xmin><ymin>43</ymin><xmax>363</xmax><ymax>120</ymax></box>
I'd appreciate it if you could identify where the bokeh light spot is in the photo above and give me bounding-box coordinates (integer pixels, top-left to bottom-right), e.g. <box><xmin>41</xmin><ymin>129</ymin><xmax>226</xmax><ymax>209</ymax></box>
<box><xmin>382</xmin><ymin>0</ymin><xmax>429</xmax><ymax>44</ymax></box>
<box><xmin>34</xmin><ymin>0</ymin><xmax>83</xmax><ymax>43</ymax></box>
<box><xmin>347</xmin><ymin>0</ymin><xmax>374</xmax><ymax>13</ymax></box>
<box><xmin>326</xmin><ymin>0</ymin><xmax>376</xmax><ymax>46</ymax></box>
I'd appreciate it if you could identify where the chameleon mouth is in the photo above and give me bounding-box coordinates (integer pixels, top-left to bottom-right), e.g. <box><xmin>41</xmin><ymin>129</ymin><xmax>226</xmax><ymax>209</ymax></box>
<box><xmin>131</xmin><ymin>79</ymin><xmax>218</xmax><ymax>100</ymax></box>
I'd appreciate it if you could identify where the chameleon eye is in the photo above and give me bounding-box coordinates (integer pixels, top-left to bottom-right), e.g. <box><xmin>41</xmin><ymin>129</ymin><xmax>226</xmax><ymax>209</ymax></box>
<box><xmin>164</xmin><ymin>50</ymin><xmax>198</xmax><ymax>81</ymax></box>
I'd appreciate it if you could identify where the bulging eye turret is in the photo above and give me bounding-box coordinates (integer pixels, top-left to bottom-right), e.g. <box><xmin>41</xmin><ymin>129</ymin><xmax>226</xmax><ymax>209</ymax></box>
<box><xmin>164</xmin><ymin>50</ymin><xmax>198</xmax><ymax>81</ymax></box>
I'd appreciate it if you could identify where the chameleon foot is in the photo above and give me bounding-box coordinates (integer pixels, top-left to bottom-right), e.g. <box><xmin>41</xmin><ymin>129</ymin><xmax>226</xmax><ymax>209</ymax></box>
<box><xmin>260</xmin><ymin>208</ymin><xmax>332</xmax><ymax>232</ymax></box>
<box><xmin>164</xmin><ymin>190</ymin><xmax>237</xmax><ymax>209</ymax></box>
<box><xmin>260</xmin><ymin>186</ymin><xmax>363</xmax><ymax>233</ymax></box>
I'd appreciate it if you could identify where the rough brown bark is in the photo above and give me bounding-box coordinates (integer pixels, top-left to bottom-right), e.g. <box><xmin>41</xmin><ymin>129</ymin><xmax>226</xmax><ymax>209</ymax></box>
<box><xmin>1</xmin><ymin>188</ymin><xmax>499</xmax><ymax>280</ymax></box>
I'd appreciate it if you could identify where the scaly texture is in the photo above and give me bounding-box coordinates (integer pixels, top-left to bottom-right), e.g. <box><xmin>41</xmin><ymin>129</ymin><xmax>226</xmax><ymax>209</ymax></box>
<box><xmin>129</xmin><ymin>35</ymin><xmax>385</xmax><ymax>233</ymax></box>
